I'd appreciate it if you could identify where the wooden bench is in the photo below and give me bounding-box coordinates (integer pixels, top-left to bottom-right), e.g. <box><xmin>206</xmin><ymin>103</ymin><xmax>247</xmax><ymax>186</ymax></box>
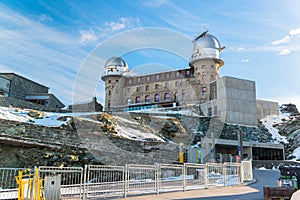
<box><xmin>263</xmin><ymin>186</ymin><xmax>296</xmax><ymax>200</ymax></box>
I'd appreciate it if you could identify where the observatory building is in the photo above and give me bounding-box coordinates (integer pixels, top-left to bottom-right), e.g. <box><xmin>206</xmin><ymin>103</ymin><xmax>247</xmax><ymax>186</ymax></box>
<box><xmin>101</xmin><ymin>31</ymin><xmax>278</xmax><ymax>127</ymax></box>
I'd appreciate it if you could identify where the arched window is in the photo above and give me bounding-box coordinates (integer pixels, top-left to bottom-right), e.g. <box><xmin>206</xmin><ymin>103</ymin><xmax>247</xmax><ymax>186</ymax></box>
<box><xmin>145</xmin><ymin>95</ymin><xmax>151</xmax><ymax>103</ymax></box>
<box><xmin>164</xmin><ymin>93</ymin><xmax>170</xmax><ymax>102</ymax></box>
<box><xmin>127</xmin><ymin>98</ymin><xmax>132</xmax><ymax>105</ymax></box>
<box><xmin>136</xmin><ymin>96</ymin><xmax>141</xmax><ymax>104</ymax></box>
<box><xmin>154</xmin><ymin>94</ymin><xmax>160</xmax><ymax>102</ymax></box>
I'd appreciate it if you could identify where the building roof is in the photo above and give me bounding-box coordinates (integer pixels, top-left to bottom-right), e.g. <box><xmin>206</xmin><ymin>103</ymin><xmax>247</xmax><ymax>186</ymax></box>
<box><xmin>26</xmin><ymin>93</ymin><xmax>65</xmax><ymax>107</ymax></box>
<box><xmin>0</xmin><ymin>73</ymin><xmax>49</xmax><ymax>89</ymax></box>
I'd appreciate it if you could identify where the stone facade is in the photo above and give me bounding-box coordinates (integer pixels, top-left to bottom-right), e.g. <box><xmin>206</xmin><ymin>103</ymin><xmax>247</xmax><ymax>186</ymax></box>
<box><xmin>0</xmin><ymin>73</ymin><xmax>64</xmax><ymax>109</ymax></box>
<box><xmin>69</xmin><ymin>97</ymin><xmax>103</xmax><ymax>112</ymax></box>
<box><xmin>101</xmin><ymin>32</ymin><xmax>279</xmax><ymax>127</ymax></box>
<box><xmin>102</xmin><ymin>32</ymin><xmax>224</xmax><ymax>112</ymax></box>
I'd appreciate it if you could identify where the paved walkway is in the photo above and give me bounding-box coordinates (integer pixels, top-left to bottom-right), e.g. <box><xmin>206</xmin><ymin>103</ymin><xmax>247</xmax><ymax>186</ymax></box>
<box><xmin>124</xmin><ymin>185</ymin><xmax>260</xmax><ymax>200</ymax></box>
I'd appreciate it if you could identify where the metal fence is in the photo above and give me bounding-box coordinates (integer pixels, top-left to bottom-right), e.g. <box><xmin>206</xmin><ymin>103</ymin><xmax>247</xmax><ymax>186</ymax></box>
<box><xmin>0</xmin><ymin>168</ymin><xmax>26</xmax><ymax>199</ymax></box>
<box><xmin>241</xmin><ymin>160</ymin><xmax>253</xmax><ymax>182</ymax></box>
<box><xmin>0</xmin><ymin>161</ymin><xmax>252</xmax><ymax>200</ymax></box>
<box><xmin>84</xmin><ymin>165</ymin><xmax>125</xmax><ymax>199</ymax></box>
<box><xmin>39</xmin><ymin>166</ymin><xmax>84</xmax><ymax>200</ymax></box>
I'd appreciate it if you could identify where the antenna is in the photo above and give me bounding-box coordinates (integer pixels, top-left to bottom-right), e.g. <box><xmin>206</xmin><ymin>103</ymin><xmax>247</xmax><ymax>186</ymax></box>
<box><xmin>192</xmin><ymin>30</ymin><xmax>208</xmax><ymax>42</ymax></box>
<box><xmin>219</xmin><ymin>46</ymin><xmax>226</xmax><ymax>52</ymax></box>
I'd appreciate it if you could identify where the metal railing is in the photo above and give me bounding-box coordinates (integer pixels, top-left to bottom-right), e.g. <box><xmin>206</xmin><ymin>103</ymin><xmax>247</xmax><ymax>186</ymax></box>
<box><xmin>0</xmin><ymin>168</ymin><xmax>25</xmax><ymax>199</ymax></box>
<box><xmin>39</xmin><ymin>166</ymin><xmax>84</xmax><ymax>199</ymax></box>
<box><xmin>0</xmin><ymin>161</ymin><xmax>252</xmax><ymax>200</ymax></box>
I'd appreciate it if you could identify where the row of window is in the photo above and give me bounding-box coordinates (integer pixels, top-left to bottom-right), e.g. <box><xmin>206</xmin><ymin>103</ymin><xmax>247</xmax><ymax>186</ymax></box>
<box><xmin>128</xmin><ymin>70</ymin><xmax>192</xmax><ymax>84</ymax></box>
<box><xmin>128</xmin><ymin>92</ymin><xmax>179</xmax><ymax>104</ymax></box>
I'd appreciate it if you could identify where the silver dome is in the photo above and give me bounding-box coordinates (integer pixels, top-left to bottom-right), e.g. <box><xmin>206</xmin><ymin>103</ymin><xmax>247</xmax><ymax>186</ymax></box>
<box><xmin>194</xmin><ymin>34</ymin><xmax>221</xmax><ymax>49</ymax></box>
<box><xmin>104</xmin><ymin>57</ymin><xmax>127</xmax><ymax>68</ymax></box>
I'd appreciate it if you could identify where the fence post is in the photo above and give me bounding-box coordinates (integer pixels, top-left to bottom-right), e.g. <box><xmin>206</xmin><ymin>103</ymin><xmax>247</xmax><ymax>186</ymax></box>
<box><xmin>83</xmin><ymin>165</ymin><xmax>87</xmax><ymax>200</ymax></box>
<box><xmin>204</xmin><ymin>163</ymin><xmax>208</xmax><ymax>188</ymax></box>
<box><xmin>223</xmin><ymin>163</ymin><xmax>227</xmax><ymax>187</ymax></box>
<box><xmin>156</xmin><ymin>163</ymin><xmax>160</xmax><ymax>195</ymax></box>
<box><xmin>241</xmin><ymin>161</ymin><xmax>244</xmax><ymax>184</ymax></box>
<box><xmin>124</xmin><ymin>164</ymin><xmax>128</xmax><ymax>198</ymax></box>
<box><xmin>183</xmin><ymin>163</ymin><xmax>186</xmax><ymax>192</ymax></box>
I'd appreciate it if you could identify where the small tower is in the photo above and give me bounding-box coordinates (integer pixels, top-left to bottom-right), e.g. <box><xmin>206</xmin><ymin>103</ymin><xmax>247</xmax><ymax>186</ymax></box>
<box><xmin>101</xmin><ymin>57</ymin><xmax>128</xmax><ymax>111</ymax></box>
<box><xmin>189</xmin><ymin>30</ymin><xmax>225</xmax><ymax>101</ymax></box>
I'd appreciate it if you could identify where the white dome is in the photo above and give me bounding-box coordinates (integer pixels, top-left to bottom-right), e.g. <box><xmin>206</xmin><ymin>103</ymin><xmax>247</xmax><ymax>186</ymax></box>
<box><xmin>104</xmin><ymin>57</ymin><xmax>127</xmax><ymax>69</ymax></box>
<box><xmin>194</xmin><ymin>34</ymin><xmax>221</xmax><ymax>50</ymax></box>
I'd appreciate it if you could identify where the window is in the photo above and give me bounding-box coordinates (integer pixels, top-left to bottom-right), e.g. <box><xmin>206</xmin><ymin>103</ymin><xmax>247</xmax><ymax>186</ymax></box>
<box><xmin>182</xmin><ymin>89</ymin><xmax>186</xmax><ymax>101</ymax></box>
<box><xmin>186</xmin><ymin>70</ymin><xmax>190</xmax><ymax>76</ymax></box>
<box><xmin>175</xmin><ymin>81</ymin><xmax>179</xmax><ymax>87</ymax></box>
<box><xmin>154</xmin><ymin>94</ymin><xmax>160</xmax><ymax>102</ymax></box>
<box><xmin>108</xmin><ymin>100</ymin><xmax>111</xmax><ymax>108</ymax></box>
<box><xmin>127</xmin><ymin>98</ymin><xmax>132</xmax><ymax>105</ymax></box>
<box><xmin>174</xmin><ymin>92</ymin><xmax>179</xmax><ymax>102</ymax></box>
<box><xmin>145</xmin><ymin>95</ymin><xmax>151</xmax><ymax>103</ymax></box>
<box><xmin>164</xmin><ymin>93</ymin><xmax>170</xmax><ymax>102</ymax></box>
<box><xmin>136</xmin><ymin>96</ymin><xmax>141</xmax><ymax>103</ymax></box>
<box><xmin>214</xmin><ymin>106</ymin><xmax>218</xmax><ymax>116</ymax></box>
<box><xmin>202</xmin><ymin>86</ymin><xmax>207</xmax><ymax>98</ymax></box>
<box><xmin>208</xmin><ymin>107</ymin><xmax>212</xmax><ymax>116</ymax></box>
<box><xmin>108</xmin><ymin>80</ymin><xmax>111</xmax><ymax>83</ymax></box>
<box><xmin>210</xmin><ymin>82</ymin><xmax>217</xmax><ymax>100</ymax></box>
<box><xmin>155</xmin><ymin>84</ymin><xmax>159</xmax><ymax>89</ymax></box>
<box><xmin>165</xmin><ymin>82</ymin><xmax>169</xmax><ymax>88</ymax></box>
<box><xmin>129</xmin><ymin>79</ymin><xmax>132</xmax><ymax>84</ymax></box>
<box><xmin>108</xmin><ymin>90</ymin><xmax>111</xmax><ymax>96</ymax></box>
<box><xmin>137</xmin><ymin>77</ymin><xmax>141</xmax><ymax>82</ymax></box>
<box><xmin>136</xmin><ymin>87</ymin><xmax>141</xmax><ymax>92</ymax></box>
<box><xmin>116</xmin><ymin>79</ymin><xmax>119</xmax><ymax>83</ymax></box>
<box><xmin>147</xmin><ymin>76</ymin><xmax>150</xmax><ymax>81</ymax></box>
<box><xmin>176</xmin><ymin>72</ymin><xmax>180</xmax><ymax>77</ymax></box>
<box><xmin>156</xmin><ymin>74</ymin><xmax>160</xmax><ymax>80</ymax></box>
<box><xmin>127</xmin><ymin>88</ymin><xmax>131</xmax><ymax>93</ymax></box>
<box><xmin>145</xmin><ymin>85</ymin><xmax>149</xmax><ymax>91</ymax></box>
<box><xmin>166</xmin><ymin>73</ymin><xmax>170</xmax><ymax>79</ymax></box>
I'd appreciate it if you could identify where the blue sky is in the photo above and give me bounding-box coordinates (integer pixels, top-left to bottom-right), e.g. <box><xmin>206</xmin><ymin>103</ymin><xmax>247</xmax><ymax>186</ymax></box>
<box><xmin>0</xmin><ymin>0</ymin><xmax>299</xmax><ymax>108</ymax></box>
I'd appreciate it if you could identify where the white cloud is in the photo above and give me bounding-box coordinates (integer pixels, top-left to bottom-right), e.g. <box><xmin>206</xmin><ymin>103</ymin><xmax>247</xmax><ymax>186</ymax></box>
<box><xmin>271</xmin><ymin>35</ymin><xmax>291</xmax><ymax>46</ymax></box>
<box><xmin>105</xmin><ymin>17</ymin><xmax>137</xmax><ymax>32</ymax></box>
<box><xmin>238</xmin><ymin>47</ymin><xmax>245</xmax><ymax>51</ymax></box>
<box><xmin>39</xmin><ymin>13</ymin><xmax>52</xmax><ymax>22</ymax></box>
<box><xmin>0</xmin><ymin>4</ymin><xmax>90</xmax><ymax>105</ymax></box>
<box><xmin>241</xmin><ymin>59</ymin><xmax>250</xmax><ymax>63</ymax></box>
<box><xmin>80</xmin><ymin>29</ymin><xmax>98</xmax><ymax>44</ymax></box>
<box><xmin>289</xmin><ymin>28</ymin><xmax>300</xmax><ymax>35</ymax></box>
<box><xmin>277</xmin><ymin>49</ymin><xmax>291</xmax><ymax>55</ymax></box>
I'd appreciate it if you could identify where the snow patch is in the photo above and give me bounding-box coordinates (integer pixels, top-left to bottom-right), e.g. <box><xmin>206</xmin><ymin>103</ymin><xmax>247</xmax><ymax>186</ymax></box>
<box><xmin>290</xmin><ymin>147</ymin><xmax>300</xmax><ymax>161</ymax></box>
<box><xmin>261</xmin><ymin>115</ymin><xmax>288</xmax><ymax>144</ymax></box>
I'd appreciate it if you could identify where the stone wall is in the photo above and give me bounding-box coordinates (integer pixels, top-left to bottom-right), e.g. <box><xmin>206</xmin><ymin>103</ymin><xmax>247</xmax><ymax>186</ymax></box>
<box><xmin>0</xmin><ymin>73</ymin><xmax>48</xmax><ymax>99</ymax></box>
<box><xmin>0</xmin><ymin>97</ymin><xmax>60</xmax><ymax>111</ymax></box>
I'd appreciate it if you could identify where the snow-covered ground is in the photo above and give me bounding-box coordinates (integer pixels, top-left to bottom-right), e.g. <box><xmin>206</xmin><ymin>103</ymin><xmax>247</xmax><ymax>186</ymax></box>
<box><xmin>290</xmin><ymin>147</ymin><xmax>300</xmax><ymax>161</ymax></box>
<box><xmin>0</xmin><ymin>106</ymin><xmax>168</xmax><ymax>142</ymax></box>
<box><xmin>261</xmin><ymin>115</ymin><xmax>288</xmax><ymax>144</ymax></box>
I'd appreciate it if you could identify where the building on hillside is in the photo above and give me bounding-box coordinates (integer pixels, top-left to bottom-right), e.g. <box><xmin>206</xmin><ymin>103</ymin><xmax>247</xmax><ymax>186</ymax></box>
<box><xmin>101</xmin><ymin>31</ymin><xmax>274</xmax><ymax>126</ymax></box>
<box><xmin>69</xmin><ymin>97</ymin><xmax>103</xmax><ymax>112</ymax></box>
<box><xmin>101</xmin><ymin>31</ymin><xmax>284</xmax><ymax>161</ymax></box>
<box><xmin>0</xmin><ymin>73</ymin><xmax>64</xmax><ymax>109</ymax></box>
